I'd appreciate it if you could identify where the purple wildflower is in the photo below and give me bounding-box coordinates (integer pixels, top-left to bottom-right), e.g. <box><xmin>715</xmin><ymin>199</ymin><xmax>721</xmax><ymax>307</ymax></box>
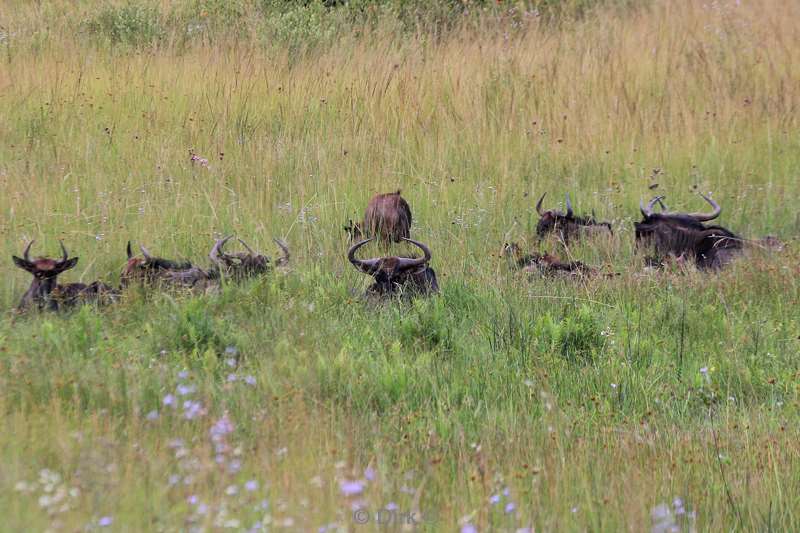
<box><xmin>210</xmin><ymin>413</ymin><xmax>235</xmax><ymax>442</ymax></box>
<box><xmin>504</xmin><ymin>502</ymin><xmax>516</xmax><ymax>514</ymax></box>
<box><xmin>98</xmin><ymin>516</ymin><xmax>113</xmax><ymax>527</ymax></box>
<box><xmin>245</xmin><ymin>480</ymin><xmax>259</xmax><ymax>492</ymax></box>
<box><xmin>489</xmin><ymin>494</ymin><xmax>501</xmax><ymax>505</ymax></box>
<box><xmin>339</xmin><ymin>480</ymin><xmax>365</xmax><ymax>497</ymax></box>
<box><xmin>364</xmin><ymin>466</ymin><xmax>376</xmax><ymax>481</ymax></box>
<box><xmin>163</xmin><ymin>394</ymin><xmax>176</xmax><ymax>407</ymax></box>
<box><xmin>177</xmin><ymin>384</ymin><xmax>195</xmax><ymax>396</ymax></box>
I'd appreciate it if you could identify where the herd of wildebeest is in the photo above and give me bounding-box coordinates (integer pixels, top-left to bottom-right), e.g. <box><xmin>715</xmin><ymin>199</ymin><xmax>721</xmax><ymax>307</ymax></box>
<box><xmin>10</xmin><ymin>189</ymin><xmax>785</xmax><ymax>312</ymax></box>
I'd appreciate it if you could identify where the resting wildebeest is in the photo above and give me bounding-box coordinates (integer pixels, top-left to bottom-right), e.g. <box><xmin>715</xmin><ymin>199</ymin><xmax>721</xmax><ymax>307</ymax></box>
<box><xmin>535</xmin><ymin>193</ymin><xmax>612</xmax><ymax>244</ymax></box>
<box><xmin>345</xmin><ymin>190</ymin><xmax>412</xmax><ymax>244</ymax></box>
<box><xmin>12</xmin><ymin>241</ymin><xmax>117</xmax><ymax>311</ymax></box>
<box><xmin>635</xmin><ymin>194</ymin><xmax>782</xmax><ymax>270</ymax></box>
<box><xmin>208</xmin><ymin>236</ymin><xmax>290</xmax><ymax>280</ymax></box>
<box><xmin>120</xmin><ymin>242</ymin><xmax>194</xmax><ymax>287</ymax></box>
<box><xmin>122</xmin><ymin>237</ymin><xmax>289</xmax><ymax>290</ymax></box>
<box><xmin>348</xmin><ymin>237</ymin><xmax>438</xmax><ymax>297</ymax></box>
<box><xmin>503</xmin><ymin>242</ymin><xmax>597</xmax><ymax>277</ymax></box>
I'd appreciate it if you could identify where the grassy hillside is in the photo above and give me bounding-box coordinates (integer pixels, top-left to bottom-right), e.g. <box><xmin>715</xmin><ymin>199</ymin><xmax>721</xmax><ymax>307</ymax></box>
<box><xmin>1</xmin><ymin>0</ymin><xmax>799</xmax><ymax>530</ymax></box>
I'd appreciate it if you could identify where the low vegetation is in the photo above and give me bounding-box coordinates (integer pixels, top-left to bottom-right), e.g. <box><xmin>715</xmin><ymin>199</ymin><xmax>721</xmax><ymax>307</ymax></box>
<box><xmin>1</xmin><ymin>0</ymin><xmax>798</xmax><ymax>530</ymax></box>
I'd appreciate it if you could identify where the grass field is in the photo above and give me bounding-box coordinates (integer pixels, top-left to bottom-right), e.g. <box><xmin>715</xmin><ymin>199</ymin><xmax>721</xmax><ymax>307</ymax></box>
<box><xmin>1</xmin><ymin>0</ymin><xmax>799</xmax><ymax>530</ymax></box>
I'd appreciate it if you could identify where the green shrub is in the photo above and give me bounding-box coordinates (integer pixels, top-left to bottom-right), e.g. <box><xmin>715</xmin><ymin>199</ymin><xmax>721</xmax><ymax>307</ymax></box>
<box><xmin>557</xmin><ymin>305</ymin><xmax>605</xmax><ymax>364</ymax></box>
<box><xmin>84</xmin><ymin>4</ymin><xmax>165</xmax><ymax>46</ymax></box>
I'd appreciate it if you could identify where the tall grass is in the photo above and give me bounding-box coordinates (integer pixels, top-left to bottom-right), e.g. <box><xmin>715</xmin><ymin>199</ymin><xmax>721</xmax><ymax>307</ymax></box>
<box><xmin>1</xmin><ymin>0</ymin><xmax>799</xmax><ymax>530</ymax></box>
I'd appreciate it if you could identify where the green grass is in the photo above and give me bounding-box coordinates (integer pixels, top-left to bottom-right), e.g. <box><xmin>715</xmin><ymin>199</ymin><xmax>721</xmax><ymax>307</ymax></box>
<box><xmin>1</xmin><ymin>0</ymin><xmax>799</xmax><ymax>530</ymax></box>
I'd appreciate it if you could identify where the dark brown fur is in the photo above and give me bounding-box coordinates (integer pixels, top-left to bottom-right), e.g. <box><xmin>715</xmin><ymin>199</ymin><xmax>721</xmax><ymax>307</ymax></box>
<box><xmin>355</xmin><ymin>190</ymin><xmax>412</xmax><ymax>244</ymax></box>
<box><xmin>13</xmin><ymin>241</ymin><xmax>118</xmax><ymax>311</ymax></box>
<box><xmin>635</xmin><ymin>195</ymin><xmax>750</xmax><ymax>270</ymax></box>
<box><xmin>348</xmin><ymin>238</ymin><xmax>438</xmax><ymax>297</ymax></box>
<box><xmin>504</xmin><ymin>243</ymin><xmax>597</xmax><ymax>277</ymax></box>
<box><xmin>535</xmin><ymin>193</ymin><xmax>612</xmax><ymax>244</ymax></box>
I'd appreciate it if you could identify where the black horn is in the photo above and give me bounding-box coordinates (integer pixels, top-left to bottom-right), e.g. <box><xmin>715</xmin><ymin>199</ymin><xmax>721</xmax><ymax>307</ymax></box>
<box><xmin>396</xmin><ymin>238</ymin><xmax>432</xmax><ymax>270</ymax></box>
<box><xmin>347</xmin><ymin>238</ymin><xmax>382</xmax><ymax>275</ymax></box>
<box><xmin>210</xmin><ymin>235</ymin><xmax>233</xmax><ymax>265</ymax></box>
<box><xmin>23</xmin><ymin>240</ymin><xmax>34</xmax><ymax>262</ymax></box>
<box><xmin>58</xmin><ymin>241</ymin><xmax>69</xmax><ymax>263</ymax></box>
<box><xmin>687</xmin><ymin>193</ymin><xmax>721</xmax><ymax>222</ymax></box>
<box><xmin>535</xmin><ymin>193</ymin><xmax>546</xmax><ymax>215</ymax></box>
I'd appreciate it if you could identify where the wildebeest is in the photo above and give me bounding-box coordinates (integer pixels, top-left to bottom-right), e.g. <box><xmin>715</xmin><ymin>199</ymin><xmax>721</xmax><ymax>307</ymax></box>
<box><xmin>348</xmin><ymin>237</ymin><xmax>439</xmax><ymax>297</ymax></box>
<box><xmin>635</xmin><ymin>193</ymin><xmax>782</xmax><ymax>270</ymax></box>
<box><xmin>535</xmin><ymin>193</ymin><xmax>612</xmax><ymax>243</ymax></box>
<box><xmin>120</xmin><ymin>241</ymin><xmax>194</xmax><ymax>287</ymax></box>
<box><xmin>346</xmin><ymin>190</ymin><xmax>412</xmax><ymax>244</ymax></box>
<box><xmin>209</xmin><ymin>236</ymin><xmax>290</xmax><ymax>280</ymax></box>
<box><xmin>122</xmin><ymin>237</ymin><xmax>289</xmax><ymax>290</ymax></box>
<box><xmin>12</xmin><ymin>241</ymin><xmax>117</xmax><ymax>311</ymax></box>
<box><xmin>503</xmin><ymin>242</ymin><xmax>597</xmax><ymax>277</ymax></box>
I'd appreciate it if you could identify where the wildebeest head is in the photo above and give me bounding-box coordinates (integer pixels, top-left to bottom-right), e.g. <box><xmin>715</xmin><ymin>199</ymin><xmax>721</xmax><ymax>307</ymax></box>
<box><xmin>209</xmin><ymin>236</ymin><xmax>290</xmax><ymax>280</ymax></box>
<box><xmin>535</xmin><ymin>193</ymin><xmax>612</xmax><ymax>243</ymax></box>
<box><xmin>120</xmin><ymin>241</ymin><xmax>193</xmax><ymax>287</ymax></box>
<box><xmin>12</xmin><ymin>240</ymin><xmax>79</xmax><ymax>310</ymax></box>
<box><xmin>13</xmin><ymin>240</ymin><xmax>78</xmax><ymax>280</ymax></box>
<box><xmin>348</xmin><ymin>237</ymin><xmax>438</xmax><ymax>296</ymax></box>
<box><xmin>361</xmin><ymin>190</ymin><xmax>413</xmax><ymax>244</ymax></box>
<box><xmin>634</xmin><ymin>194</ymin><xmax>743</xmax><ymax>270</ymax></box>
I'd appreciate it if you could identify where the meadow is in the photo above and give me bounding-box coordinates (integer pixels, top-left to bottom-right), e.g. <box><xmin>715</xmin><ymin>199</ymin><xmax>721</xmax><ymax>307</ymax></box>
<box><xmin>1</xmin><ymin>0</ymin><xmax>799</xmax><ymax>530</ymax></box>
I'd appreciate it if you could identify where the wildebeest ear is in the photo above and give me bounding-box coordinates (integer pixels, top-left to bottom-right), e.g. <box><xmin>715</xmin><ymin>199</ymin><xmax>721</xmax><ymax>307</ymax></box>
<box><xmin>12</xmin><ymin>256</ymin><xmax>36</xmax><ymax>273</ymax></box>
<box><xmin>55</xmin><ymin>257</ymin><xmax>79</xmax><ymax>273</ymax></box>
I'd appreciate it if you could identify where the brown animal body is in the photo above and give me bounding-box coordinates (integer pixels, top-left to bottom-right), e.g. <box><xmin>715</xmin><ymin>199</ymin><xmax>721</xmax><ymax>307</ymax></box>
<box><xmin>635</xmin><ymin>194</ymin><xmax>748</xmax><ymax>270</ymax></box>
<box><xmin>208</xmin><ymin>236</ymin><xmax>289</xmax><ymax>281</ymax></box>
<box><xmin>348</xmin><ymin>237</ymin><xmax>438</xmax><ymax>297</ymax></box>
<box><xmin>535</xmin><ymin>193</ymin><xmax>612</xmax><ymax>244</ymax></box>
<box><xmin>121</xmin><ymin>242</ymin><xmax>194</xmax><ymax>287</ymax></box>
<box><xmin>12</xmin><ymin>241</ymin><xmax>117</xmax><ymax>311</ymax></box>
<box><xmin>504</xmin><ymin>243</ymin><xmax>597</xmax><ymax>277</ymax></box>
<box><xmin>122</xmin><ymin>237</ymin><xmax>289</xmax><ymax>290</ymax></box>
<box><xmin>347</xmin><ymin>191</ymin><xmax>412</xmax><ymax>244</ymax></box>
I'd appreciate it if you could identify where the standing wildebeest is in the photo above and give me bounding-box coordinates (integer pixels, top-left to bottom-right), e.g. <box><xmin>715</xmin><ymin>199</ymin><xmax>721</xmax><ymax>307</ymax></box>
<box><xmin>635</xmin><ymin>193</ymin><xmax>782</xmax><ymax>270</ymax></box>
<box><xmin>12</xmin><ymin>241</ymin><xmax>117</xmax><ymax>311</ymax></box>
<box><xmin>503</xmin><ymin>242</ymin><xmax>598</xmax><ymax>277</ymax></box>
<box><xmin>535</xmin><ymin>193</ymin><xmax>612</xmax><ymax>243</ymax></box>
<box><xmin>348</xmin><ymin>237</ymin><xmax>438</xmax><ymax>297</ymax></box>
<box><xmin>345</xmin><ymin>190</ymin><xmax>412</xmax><ymax>244</ymax></box>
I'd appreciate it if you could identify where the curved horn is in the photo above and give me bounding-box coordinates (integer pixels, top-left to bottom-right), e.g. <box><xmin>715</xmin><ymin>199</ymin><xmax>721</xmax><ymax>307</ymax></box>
<box><xmin>237</xmin><ymin>238</ymin><xmax>257</xmax><ymax>256</ymax></box>
<box><xmin>210</xmin><ymin>235</ymin><xmax>233</xmax><ymax>265</ymax></box>
<box><xmin>535</xmin><ymin>193</ymin><xmax>547</xmax><ymax>215</ymax></box>
<box><xmin>640</xmin><ymin>196</ymin><xmax>663</xmax><ymax>218</ymax></box>
<box><xmin>127</xmin><ymin>241</ymin><xmax>133</xmax><ymax>260</ymax></box>
<box><xmin>565</xmin><ymin>193</ymin><xmax>573</xmax><ymax>217</ymax></box>
<box><xmin>273</xmin><ymin>238</ymin><xmax>290</xmax><ymax>262</ymax></box>
<box><xmin>687</xmin><ymin>193</ymin><xmax>721</xmax><ymax>222</ymax></box>
<box><xmin>59</xmin><ymin>241</ymin><xmax>69</xmax><ymax>262</ymax></box>
<box><xmin>23</xmin><ymin>240</ymin><xmax>34</xmax><ymax>262</ymax></box>
<box><xmin>139</xmin><ymin>245</ymin><xmax>153</xmax><ymax>261</ymax></box>
<box><xmin>396</xmin><ymin>238</ymin><xmax>432</xmax><ymax>270</ymax></box>
<box><xmin>656</xmin><ymin>197</ymin><xmax>669</xmax><ymax>211</ymax></box>
<box><xmin>347</xmin><ymin>238</ymin><xmax>381</xmax><ymax>274</ymax></box>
